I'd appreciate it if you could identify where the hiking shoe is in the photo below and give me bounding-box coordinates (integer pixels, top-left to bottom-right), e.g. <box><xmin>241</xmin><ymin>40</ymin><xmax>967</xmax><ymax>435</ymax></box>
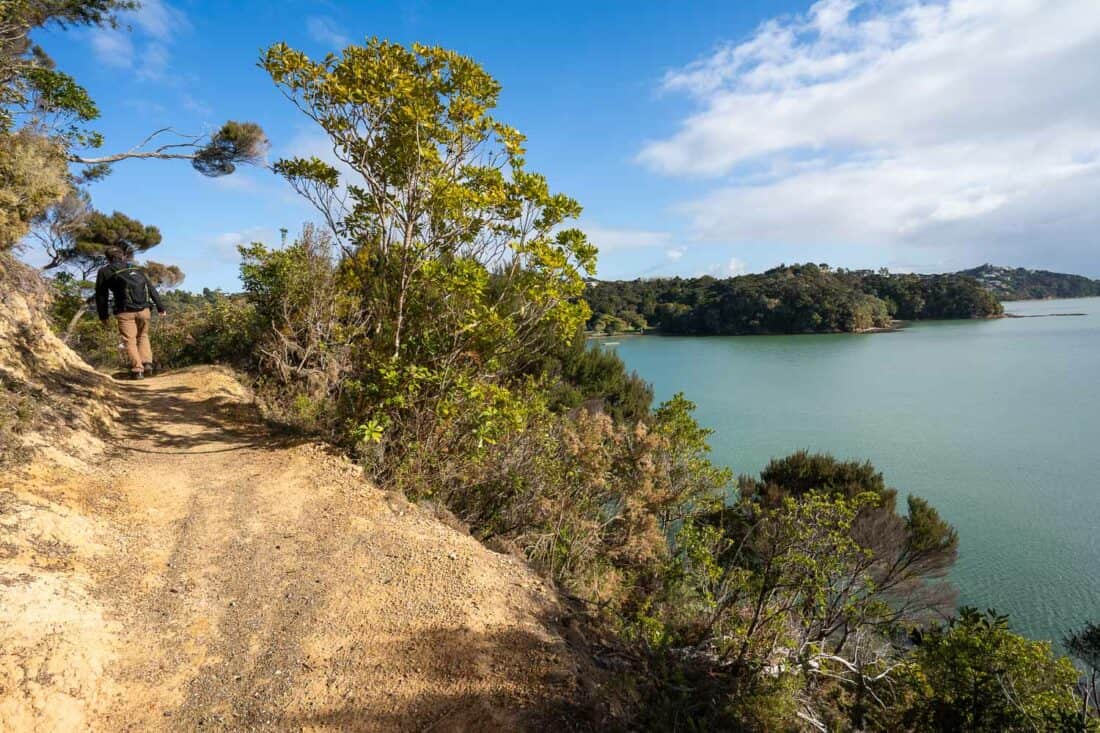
<box><xmin>143</xmin><ymin>362</ymin><xmax>156</xmax><ymax>376</ymax></box>
<box><xmin>130</xmin><ymin>371</ymin><xmax>144</xmax><ymax>381</ymax></box>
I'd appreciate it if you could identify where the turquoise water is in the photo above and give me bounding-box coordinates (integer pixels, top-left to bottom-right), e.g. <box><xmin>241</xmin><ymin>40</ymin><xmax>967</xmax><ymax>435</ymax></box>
<box><xmin>608</xmin><ymin>298</ymin><xmax>1100</xmax><ymax>645</ymax></box>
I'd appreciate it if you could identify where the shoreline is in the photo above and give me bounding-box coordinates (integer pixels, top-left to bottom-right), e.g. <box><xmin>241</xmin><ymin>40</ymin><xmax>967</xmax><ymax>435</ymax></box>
<box><xmin>588</xmin><ymin>320</ymin><xmax>913</xmax><ymax>339</ymax></box>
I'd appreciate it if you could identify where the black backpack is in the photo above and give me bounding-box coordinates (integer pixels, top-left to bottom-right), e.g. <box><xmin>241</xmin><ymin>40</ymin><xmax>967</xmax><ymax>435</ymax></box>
<box><xmin>110</xmin><ymin>265</ymin><xmax>152</xmax><ymax>310</ymax></box>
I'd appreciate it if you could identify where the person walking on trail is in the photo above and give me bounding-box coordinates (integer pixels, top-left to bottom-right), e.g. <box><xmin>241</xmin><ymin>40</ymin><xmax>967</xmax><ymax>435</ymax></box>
<box><xmin>95</xmin><ymin>247</ymin><xmax>166</xmax><ymax>380</ymax></box>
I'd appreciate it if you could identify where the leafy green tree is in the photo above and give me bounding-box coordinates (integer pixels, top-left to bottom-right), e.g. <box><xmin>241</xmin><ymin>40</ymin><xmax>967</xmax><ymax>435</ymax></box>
<box><xmin>260</xmin><ymin>39</ymin><xmax>596</xmax><ymax>455</ymax></box>
<box><xmin>582</xmin><ymin>264</ymin><xmax>1002</xmax><ymax>336</ymax></box>
<box><xmin>0</xmin><ymin>126</ymin><xmax>67</xmax><ymax>247</ymax></box>
<box><xmin>905</xmin><ymin>608</ymin><xmax>1087</xmax><ymax>732</ymax></box>
<box><xmin>60</xmin><ymin>210</ymin><xmax>161</xmax><ymax>277</ymax></box>
<box><xmin>542</xmin><ymin>334</ymin><xmax>653</xmax><ymax>423</ymax></box>
<box><xmin>743</xmin><ymin>452</ymin><xmax>959</xmax><ymax>626</ymax></box>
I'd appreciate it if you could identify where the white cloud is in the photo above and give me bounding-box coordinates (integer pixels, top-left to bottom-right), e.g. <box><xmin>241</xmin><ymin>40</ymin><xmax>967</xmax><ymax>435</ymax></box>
<box><xmin>88</xmin><ymin>28</ymin><xmax>134</xmax><ymax>68</ymax></box>
<box><xmin>210</xmin><ymin>227</ymin><xmax>277</xmax><ymax>262</ymax></box>
<box><xmin>308</xmin><ymin>16</ymin><xmax>350</xmax><ymax>49</ymax></box>
<box><xmin>578</xmin><ymin>224</ymin><xmax>672</xmax><ymax>252</ymax></box>
<box><xmin>87</xmin><ymin>0</ymin><xmax>188</xmax><ymax>80</ymax></box>
<box><xmin>180</xmin><ymin>93</ymin><xmax>212</xmax><ymax>118</ymax></box>
<box><xmin>136</xmin><ymin>43</ymin><xmax>171</xmax><ymax>80</ymax></box>
<box><xmin>132</xmin><ymin>0</ymin><xmax>191</xmax><ymax>41</ymax></box>
<box><xmin>726</xmin><ymin>257</ymin><xmax>749</xmax><ymax>276</ymax></box>
<box><xmin>701</xmin><ymin>257</ymin><xmax>749</xmax><ymax>277</ymax></box>
<box><xmin>666</xmin><ymin>246</ymin><xmax>687</xmax><ymax>260</ymax></box>
<box><xmin>640</xmin><ymin>0</ymin><xmax>1100</xmax><ymax>266</ymax></box>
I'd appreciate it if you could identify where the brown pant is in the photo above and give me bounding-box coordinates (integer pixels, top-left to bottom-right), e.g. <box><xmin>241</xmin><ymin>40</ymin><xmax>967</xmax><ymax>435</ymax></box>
<box><xmin>116</xmin><ymin>309</ymin><xmax>153</xmax><ymax>373</ymax></box>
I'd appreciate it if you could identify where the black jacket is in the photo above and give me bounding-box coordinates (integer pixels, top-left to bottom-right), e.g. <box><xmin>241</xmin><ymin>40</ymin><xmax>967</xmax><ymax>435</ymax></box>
<box><xmin>95</xmin><ymin>262</ymin><xmax>165</xmax><ymax>319</ymax></box>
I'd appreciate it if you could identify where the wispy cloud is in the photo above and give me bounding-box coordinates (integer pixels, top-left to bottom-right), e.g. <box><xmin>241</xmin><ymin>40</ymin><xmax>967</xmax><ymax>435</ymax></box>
<box><xmin>87</xmin><ymin>0</ymin><xmax>189</xmax><ymax>80</ymax></box>
<box><xmin>665</xmin><ymin>246</ymin><xmax>687</xmax><ymax>261</ymax></box>
<box><xmin>132</xmin><ymin>0</ymin><xmax>191</xmax><ymax>40</ymax></box>
<box><xmin>180</xmin><ymin>93</ymin><xmax>212</xmax><ymax>118</ymax></box>
<box><xmin>640</xmin><ymin>0</ymin><xmax>1100</xmax><ymax>267</ymax></box>
<box><xmin>308</xmin><ymin>16</ymin><xmax>350</xmax><ymax>49</ymax></box>
<box><xmin>578</xmin><ymin>224</ymin><xmax>672</xmax><ymax>253</ymax></box>
<box><xmin>210</xmin><ymin>227</ymin><xmax>277</xmax><ymax>262</ymax></box>
<box><xmin>88</xmin><ymin>27</ymin><xmax>134</xmax><ymax>68</ymax></box>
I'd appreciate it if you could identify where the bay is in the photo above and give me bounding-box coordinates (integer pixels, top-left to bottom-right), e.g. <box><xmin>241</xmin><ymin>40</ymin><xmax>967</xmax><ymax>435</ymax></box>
<box><xmin>608</xmin><ymin>297</ymin><xmax>1100</xmax><ymax>645</ymax></box>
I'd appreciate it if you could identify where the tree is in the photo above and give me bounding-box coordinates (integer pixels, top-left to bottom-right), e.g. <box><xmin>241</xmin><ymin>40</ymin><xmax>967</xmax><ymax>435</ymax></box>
<box><xmin>259</xmin><ymin>39</ymin><xmax>596</xmax><ymax>454</ymax></box>
<box><xmin>29</xmin><ymin>186</ymin><xmax>88</xmax><ymax>266</ymax></box>
<box><xmin>1065</xmin><ymin>622</ymin><xmax>1100</xmax><ymax>722</ymax></box>
<box><xmin>0</xmin><ymin>125</ymin><xmax>67</xmax><ymax>247</ymax></box>
<box><xmin>742</xmin><ymin>452</ymin><xmax>959</xmax><ymax>626</ymax></box>
<box><xmin>0</xmin><ymin>1</ymin><xmax>266</xmax><ymax>251</ymax></box>
<box><xmin>45</xmin><ymin>209</ymin><xmax>170</xmax><ymax>341</ymax></box>
<box><xmin>905</xmin><ymin>608</ymin><xmax>1086</xmax><ymax>732</ymax></box>
<box><xmin>65</xmin><ymin>209</ymin><xmax>160</xmax><ymax>277</ymax></box>
<box><xmin>141</xmin><ymin>260</ymin><xmax>183</xmax><ymax>288</ymax></box>
<box><xmin>70</xmin><ymin>120</ymin><xmax>268</xmax><ymax>175</ymax></box>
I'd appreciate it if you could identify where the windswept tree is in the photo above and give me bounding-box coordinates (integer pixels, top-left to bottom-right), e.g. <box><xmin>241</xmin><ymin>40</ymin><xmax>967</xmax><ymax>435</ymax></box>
<box><xmin>141</xmin><ymin>260</ymin><xmax>183</xmax><ymax>288</ymax></box>
<box><xmin>0</xmin><ymin>1</ymin><xmax>267</xmax><ymax>251</ymax></box>
<box><xmin>740</xmin><ymin>451</ymin><xmax>959</xmax><ymax>624</ymax></box>
<box><xmin>46</xmin><ymin>209</ymin><xmax>175</xmax><ymax>341</ymax></box>
<box><xmin>50</xmin><ymin>209</ymin><xmax>161</xmax><ymax>278</ymax></box>
<box><xmin>257</xmin><ymin>39</ymin><xmax>596</xmax><ymax>455</ymax></box>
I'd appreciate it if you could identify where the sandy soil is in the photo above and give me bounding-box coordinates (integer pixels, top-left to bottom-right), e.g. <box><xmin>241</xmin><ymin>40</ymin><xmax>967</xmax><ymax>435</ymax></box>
<box><xmin>1</xmin><ymin>366</ymin><xmax>600</xmax><ymax>732</ymax></box>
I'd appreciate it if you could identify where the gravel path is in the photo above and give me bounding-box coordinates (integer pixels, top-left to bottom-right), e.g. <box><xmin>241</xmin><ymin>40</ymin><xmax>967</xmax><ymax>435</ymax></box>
<box><xmin>2</xmin><ymin>366</ymin><xmax>599</xmax><ymax>732</ymax></box>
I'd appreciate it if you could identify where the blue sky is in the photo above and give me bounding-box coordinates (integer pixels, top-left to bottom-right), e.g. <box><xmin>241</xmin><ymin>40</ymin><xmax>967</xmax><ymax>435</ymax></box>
<box><xmin>31</xmin><ymin>0</ymin><xmax>1100</xmax><ymax>290</ymax></box>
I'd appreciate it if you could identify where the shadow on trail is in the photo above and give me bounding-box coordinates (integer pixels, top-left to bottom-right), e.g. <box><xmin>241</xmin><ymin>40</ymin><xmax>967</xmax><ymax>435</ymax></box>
<box><xmin>110</xmin><ymin>381</ymin><xmax>307</xmax><ymax>455</ymax></box>
<box><xmin>253</xmin><ymin>622</ymin><xmax>609</xmax><ymax>733</ymax></box>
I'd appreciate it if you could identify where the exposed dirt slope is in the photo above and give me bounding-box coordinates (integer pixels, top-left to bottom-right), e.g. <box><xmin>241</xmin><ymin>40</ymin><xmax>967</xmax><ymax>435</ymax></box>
<box><xmin>1</xmin><ymin>366</ymin><xmax>601</xmax><ymax>732</ymax></box>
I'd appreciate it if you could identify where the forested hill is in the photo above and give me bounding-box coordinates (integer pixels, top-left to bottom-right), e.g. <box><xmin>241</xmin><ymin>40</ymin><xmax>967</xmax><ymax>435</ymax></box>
<box><xmin>960</xmin><ymin>264</ymin><xmax>1100</xmax><ymax>301</ymax></box>
<box><xmin>584</xmin><ymin>263</ymin><xmax>1003</xmax><ymax>335</ymax></box>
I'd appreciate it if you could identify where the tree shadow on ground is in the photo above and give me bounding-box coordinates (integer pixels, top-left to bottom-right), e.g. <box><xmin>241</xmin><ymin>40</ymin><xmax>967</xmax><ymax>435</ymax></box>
<box><xmin>108</xmin><ymin>382</ymin><xmax>308</xmax><ymax>455</ymax></box>
<box><xmin>264</xmin><ymin>622</ymin><xmax>619</xmax><ymax>733</ymax></box>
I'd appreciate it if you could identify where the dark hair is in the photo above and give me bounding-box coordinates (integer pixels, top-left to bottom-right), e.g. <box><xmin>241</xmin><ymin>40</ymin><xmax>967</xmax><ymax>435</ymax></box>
<box><xmin>105</xmin><ymin>247</ymin><xmax>128</xmax><ymax>264</ymax></box>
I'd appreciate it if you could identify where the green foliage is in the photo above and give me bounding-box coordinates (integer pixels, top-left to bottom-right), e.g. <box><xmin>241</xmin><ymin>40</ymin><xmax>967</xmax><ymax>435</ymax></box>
<box><xmin>744</xmin><ymin>452</ymin><xmax>958</xmax><ymax>623</ymax></box>
<box><xmin>238</xmin><ymin>224</ymin><xmax>362</xmax><ymax>433</ymax></box>
<box><xmin>395</xmin><ymin>393</ymin><xmax>729</xmax><ymax>612</ymax></box>
<box><xmin>961</xmin><ymin>264</ymin><xmax>1100</xmax><ymax>301</ymax></box>
<box><xmin>748</xmin><ymin>449</ymin><xmax>896</xmax><ymax>506</ymax></box>
<box><xmin>585</xmin><ymin>263</ymin><xmax>1003</xmax><ymax>336</ymax></box>
<box><xmin>0</xmin><ymin>127</ymin><xmax>67</xmax><ymax>249</ymax></box>
<box><xmin>1065</xmin><ymin>621</ymin><xmax>1100</xmax><ymax>721</ymax></box>
<box><xmin>904</xmin><ymin>608</ymin><xmax>1089</xmax><ymax>732</ymax></box>
<box><xmin>1066</xmin><ymin>622</ymin><xmax>1100</xmax><ymax>676</ymax></box>
<box><xmin>541</xmin><ymin>332</ymin><xmax>653</xmax><ymax>423</ymax></box>
<box><xmin>259</xmin><ymin>39</ymin><xmax>595</xmax><ymax>461</ymax></box>
<box><xmin>92</xmin><ymin>37</ymin><xmax>1082</xmax><ymax>732</ymax></box>
<box><xmin>191</xmin><ymin>121</ymin><xmax>268</xmax><ymax>177</ymax></box>
<box><xmin>860</xmin><ymin>271</ymin><xmax>1004</xmax><ymax>319</ymax></box>
<box><xmin>66</xmin><ymin>209</ymin><xmax>161</xmax><ymax>271</ymax></box>
<box><xmin>150</xmin><ymin>293</ymin><xmax>256</xmax><ymax>369</ymax></box>
<box><xmin>0</xmin><ymin>1</ymin><xmax>133</xmax><ymax>141</ymax></box>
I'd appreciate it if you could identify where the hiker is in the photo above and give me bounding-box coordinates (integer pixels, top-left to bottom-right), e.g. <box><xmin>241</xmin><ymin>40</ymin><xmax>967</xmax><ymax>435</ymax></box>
<box><xmin>95</xmin><ymin>247</ymin><xmax>166</xmax><ymax>380</ymax></box>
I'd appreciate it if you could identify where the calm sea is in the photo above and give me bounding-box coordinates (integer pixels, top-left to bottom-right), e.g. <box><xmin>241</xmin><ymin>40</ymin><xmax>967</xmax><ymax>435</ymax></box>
<box><xmin>608</xmin><ymin>297</ymin><xmax>1100</xmax><ymax>645</ymax></box>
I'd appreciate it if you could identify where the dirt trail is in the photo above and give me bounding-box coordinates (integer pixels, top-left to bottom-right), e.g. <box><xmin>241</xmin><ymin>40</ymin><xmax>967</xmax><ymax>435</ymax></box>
<box><xmin>1</xmin><ymin>366</ymin><xmax>597</xmax><ymax>732</ymax></box>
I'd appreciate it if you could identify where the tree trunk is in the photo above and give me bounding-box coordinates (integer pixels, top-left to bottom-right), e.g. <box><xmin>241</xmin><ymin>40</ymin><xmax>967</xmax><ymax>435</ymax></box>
<box><xmin>63</xmin><ymin>298</ymin><xmax>94</xmax><ymax>343</ymax></box>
